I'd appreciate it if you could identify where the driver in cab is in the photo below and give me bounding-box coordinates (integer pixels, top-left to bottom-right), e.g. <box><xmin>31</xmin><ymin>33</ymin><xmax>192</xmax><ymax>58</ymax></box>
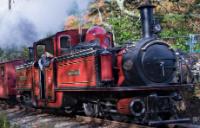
<box><xmin>38</xmin><ymin>52</ymin><xmax>53</xmax><ymax>71</ymax></box>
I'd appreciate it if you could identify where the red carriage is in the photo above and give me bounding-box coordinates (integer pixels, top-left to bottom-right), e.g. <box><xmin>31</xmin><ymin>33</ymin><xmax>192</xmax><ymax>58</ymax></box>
<box><xmin>0</xmin><ymin>60</ymin><xmax>24</xmax><ymax>100</ymax></box>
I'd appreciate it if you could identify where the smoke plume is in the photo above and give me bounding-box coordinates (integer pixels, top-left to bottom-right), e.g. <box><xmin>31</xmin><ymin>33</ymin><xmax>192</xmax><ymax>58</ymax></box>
<box><xmin>0</xmin><ymin>0</ymin><xmax>91</xmax><ymax>49</ymax></box>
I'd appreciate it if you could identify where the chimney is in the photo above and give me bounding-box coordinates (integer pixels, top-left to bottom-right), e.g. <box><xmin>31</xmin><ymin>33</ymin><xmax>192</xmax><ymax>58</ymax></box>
<box><xmin>138</xmin><ymin>2</ymin><xmax>155</xmax><ymax>38</ymax></box>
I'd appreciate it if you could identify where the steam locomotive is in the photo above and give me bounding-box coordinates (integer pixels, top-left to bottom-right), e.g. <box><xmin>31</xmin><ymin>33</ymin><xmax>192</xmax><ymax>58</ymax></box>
<box><xmin>0</xmin><ymin>3</ymin><xmax>191</xmax><ymax>126</ymax></box>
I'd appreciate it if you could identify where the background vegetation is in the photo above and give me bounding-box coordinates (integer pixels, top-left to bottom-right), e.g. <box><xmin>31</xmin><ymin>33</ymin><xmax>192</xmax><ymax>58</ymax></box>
<box><xmin>0</xmin><ymin>113</ymin><xmax>10</xmax><ymax>128</ymax></box>
<box><xmin>88</xmin><ymin>0</ymin><xmax>200</xmax><ymax>50</ymax></box>
<box><xmin>0</xmin><ymin>0</ymin><xmax>200</xmax><ymax>62</ymax></box>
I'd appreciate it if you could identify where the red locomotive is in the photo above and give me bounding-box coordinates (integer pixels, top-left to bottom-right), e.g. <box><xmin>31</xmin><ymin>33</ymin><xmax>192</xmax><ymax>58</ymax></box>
<box><xmin>10</xmin><ymin>3</ymin><xmax>191</xmax><ymax>126</ymax></box>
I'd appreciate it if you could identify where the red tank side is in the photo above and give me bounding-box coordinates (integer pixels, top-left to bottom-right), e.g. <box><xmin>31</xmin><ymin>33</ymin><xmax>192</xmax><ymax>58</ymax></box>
<box><xmin>57</xmin><ymin>55</ymin><xmax>97</xmax><ymax>88</ymax></box>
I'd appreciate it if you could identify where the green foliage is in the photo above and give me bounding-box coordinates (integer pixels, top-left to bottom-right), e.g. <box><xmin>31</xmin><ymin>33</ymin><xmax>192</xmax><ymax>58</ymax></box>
<box><xmin>194</xmin><ymin>42</ymin><xmax>200</xmax><ymax>52</ymax></box>
<box><xmin>21</xmin><ymin>47</ymin><xmax>29</xmax><ymax>60</ymax></box>
<box><xmin>0</xmin><ymin>0</ymin><xmax>199</xmax><ymax>62</ymax></box>
<box><xmin>160</xmin><ymin>26</ymin><xmax>190</xmax><ymax>51</ymax></box>
<box><xmin>0</xmin><ymin>47</ymin><xmax>21</xmax><ymax>62</ymax></box>
<box><xmin>0</xmin><ymin>113</ymin><xmax>10</xmax><ymax>128</ymax></box>
<box><xmin>159</xmin><ymin>13</ymin><xmax>193</xmax><ymax>51</ymax></box>
<box><xmin>91</xmin><ymin>0</ymin><xmax>200</xmax><ymax>51</ymax></box>
<box><xmin>108</xmin><ymin>15</ymin><xmax>140</xmax><ymax>44</ymax></box>
<box><xmin>0</xmin><ymin>46</ymin><xmax>30</xmax><ymax>62</ymax></box>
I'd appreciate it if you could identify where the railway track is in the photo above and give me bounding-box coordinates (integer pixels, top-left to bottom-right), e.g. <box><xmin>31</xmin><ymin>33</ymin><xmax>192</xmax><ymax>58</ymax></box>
<box><xmin>0</xmin><ymin>102</ymin><xmax>199</xmax><ymax>128</ymax></box>
<box><xmin>170</xmin><ymin>123</ymin><xmax>200</xmax><ymax>128</ymax></box>
<box><xmin>75</xmin><ymin>115</ymin><xmax>152</xmax><ymax>128</ymax></box>
<box><xmin>0</xmin><ymin>103</ymin><xmax>152</xmax><ymax>128</ymax></box>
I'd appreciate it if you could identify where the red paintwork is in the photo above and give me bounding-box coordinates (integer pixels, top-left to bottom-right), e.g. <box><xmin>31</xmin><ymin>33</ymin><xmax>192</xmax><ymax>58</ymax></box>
<box><xmin>117</xmin><ymin>98</ymin><xmax>132</xmax><ymax>115</ymax></box>
<box><xmin>85</xmin><ymin>26</ymin><xmax>113</xmax><ymax>48</ymax></box>
<box><xmin>57</xmin><ymin>55</ymin><xmax>97</xmax><ymax>87</ymax></box>
<box><xmin>16</xmin><ymin>65</ymin><xmax>33</xmax><ymax>91</ymax></box>
<box><xmin>37</xmin><ymin>92</ymin><xmax>63</xmax><ymax>108</ymax></box>
<box><xmin>56</xmin><ymin>29</ymin><xmax>87</xmax><ymax>56</ymax></box>
<box><xmin>86</xmin><ymin>26</ymin><xmax>106</xmax><ymax>42</ymax></box>
<box><xmin>47</xmin><ymin>92</ymin><xmax>63</xmax><ymax>108</ymax></box>
<box><xmin>100</xmin><ymin>53</ymin><xmax>113</xmax><ymax>81</ymax></box>
<box><xmin>32</xmin><ymin>67</ymin><xmax>40</xmax><ymax>100</ymax></box>
<box><xmin>117</xmin><ymin>50</ymin><xmax>126</xmax><ymax>86</ymax></box>
<box><xmin>44</xmin><ymin>61</ymin><xmax>55</xmax><ymax>101</ymax></box>
<box><xmin>0</xmin><ymin>60</ymin><xmax>24</xmax><ymax>99</ymax></box>
<box><xmin>33</xmin><ymin>29</ymin><xmax>87</xmax><ymax>60</ymax></box>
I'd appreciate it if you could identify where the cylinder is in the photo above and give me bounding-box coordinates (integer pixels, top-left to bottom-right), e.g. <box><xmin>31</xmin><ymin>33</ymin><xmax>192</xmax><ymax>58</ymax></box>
<box><xmin>117</xmin><ymin>98</ymin><xmax>145</xmax><ymax>116</ymax></box>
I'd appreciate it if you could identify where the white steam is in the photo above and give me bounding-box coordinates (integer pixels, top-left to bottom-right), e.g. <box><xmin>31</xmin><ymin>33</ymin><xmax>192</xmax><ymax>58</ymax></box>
<box><xmin>0</xmin><ymin>0</ymin><xmax>91</xmax><ymax>49</ymax></box>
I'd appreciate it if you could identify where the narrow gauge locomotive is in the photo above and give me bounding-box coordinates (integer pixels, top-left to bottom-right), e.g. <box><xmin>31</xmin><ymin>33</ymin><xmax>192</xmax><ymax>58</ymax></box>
<box><xmin>16</xmin><ymin>3</ymin><xmax>191</xmax><ymax>125</ymax></box>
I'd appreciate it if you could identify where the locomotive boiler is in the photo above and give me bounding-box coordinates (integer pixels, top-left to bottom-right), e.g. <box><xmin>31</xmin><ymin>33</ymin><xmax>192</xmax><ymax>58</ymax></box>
<box><xmin>15</xmin><ymin>2</ymin><xmax>191</xmax><ymax>126</ymax></box>
<box><xmin>117</xmin><ymin>4</ymin><xmax>176</xmax><ymax>86</ymax></box>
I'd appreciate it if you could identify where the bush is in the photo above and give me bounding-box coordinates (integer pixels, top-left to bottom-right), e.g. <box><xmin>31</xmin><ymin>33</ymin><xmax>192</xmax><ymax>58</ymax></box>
<box><xmin>0</xmin><ymin>113</ymin><xmax>10</xmax><ymax>128</ymax></box>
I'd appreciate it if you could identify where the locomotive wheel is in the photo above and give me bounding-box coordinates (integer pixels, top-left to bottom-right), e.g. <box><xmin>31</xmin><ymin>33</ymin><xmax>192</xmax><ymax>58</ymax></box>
<box><xmin>21</xmin><ymin>94</ymin><xmax>32</xmax><ymax>107</ymax></box>
<box><xmin>83</xmin><ymin>103</ymin><xmax>99</xmax><ymax>117</ymax></box>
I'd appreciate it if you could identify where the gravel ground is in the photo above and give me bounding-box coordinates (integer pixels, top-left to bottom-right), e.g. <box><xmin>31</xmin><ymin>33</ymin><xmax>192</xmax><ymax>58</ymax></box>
<box><xmin>0</xmin><ymin>106</ymin><xmax>149</xmax><ymax>128</ymax></box>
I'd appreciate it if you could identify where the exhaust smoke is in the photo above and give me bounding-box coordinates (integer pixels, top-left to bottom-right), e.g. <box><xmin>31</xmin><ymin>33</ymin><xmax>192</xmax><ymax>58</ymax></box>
<box><xmin>0</xmin><ymin>0</ymin><xmax>92</xmax><ymax>49</ymax></box>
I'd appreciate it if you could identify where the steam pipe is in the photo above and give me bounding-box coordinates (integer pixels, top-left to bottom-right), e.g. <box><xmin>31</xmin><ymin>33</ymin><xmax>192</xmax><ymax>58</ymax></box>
<box><xmin>138</xmin><ymin>3</ymin><xmax>155</xmax><ymax>38</ymax></box>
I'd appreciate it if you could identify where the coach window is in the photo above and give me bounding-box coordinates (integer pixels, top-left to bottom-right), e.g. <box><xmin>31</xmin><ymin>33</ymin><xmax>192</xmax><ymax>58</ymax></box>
<box><xmin>60</xmin><ymin>36</ymin><xmax>71</xmax><ymax>54</ymax></box>
<box><xmin>0</xmin><ymin>66</ymin><xmax>4</xmax><ymax>77</ymax></box>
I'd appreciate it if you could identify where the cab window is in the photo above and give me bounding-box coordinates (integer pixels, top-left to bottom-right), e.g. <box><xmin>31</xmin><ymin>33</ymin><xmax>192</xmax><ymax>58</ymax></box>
<box><xmin>60</xmin><ymin>36</ymin><xmax>71</xmax><ymax>54</ymax></box>
<box><xmin>36</xmin><ymin>38</ymin><xmax>54</xmax><ymax>59</ymax></box>
<box><xmin>36</xmin><ymin>45</ymin><xmax>45</xmax><ymax>59</ymax></box>
<box><xmin>60</xmin><ymin>36</ymin><xmax>71</xmax><ymax>48</ymax></box>
<box><xmin>45</xmin><ymin>39</ymin><xmax>54</xmax><ymax>55</ymax></box>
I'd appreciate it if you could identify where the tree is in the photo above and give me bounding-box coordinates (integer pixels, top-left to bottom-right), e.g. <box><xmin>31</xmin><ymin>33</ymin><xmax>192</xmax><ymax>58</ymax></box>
<box><xmin>87</xmin><ymin>0</ymin><xmax>200</xmax><ymax>51</ymax></box>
